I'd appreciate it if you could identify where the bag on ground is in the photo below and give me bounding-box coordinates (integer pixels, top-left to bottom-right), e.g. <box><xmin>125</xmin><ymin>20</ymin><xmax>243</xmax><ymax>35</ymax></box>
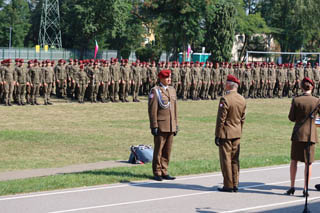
<box><xmin>128</xmin><ymin>145</ymin><xmax>153</xmax><ymax>164</ymax></box>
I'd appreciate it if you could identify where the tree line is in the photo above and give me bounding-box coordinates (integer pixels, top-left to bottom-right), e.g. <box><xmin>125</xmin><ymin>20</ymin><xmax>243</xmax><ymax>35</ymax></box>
<box><xmin>0</xmin><ymin>0</ymin><xmax>320</xmax><ymax>62</ymax></box>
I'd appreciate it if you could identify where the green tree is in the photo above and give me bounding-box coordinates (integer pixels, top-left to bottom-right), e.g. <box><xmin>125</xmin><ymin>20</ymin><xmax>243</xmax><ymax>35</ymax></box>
<box><xmin>143</xmin><ymin>0</ymin><xmax>206</xmax><ymax>61</ymax></box>
<box><xmin>204</xmin><ymin>1</ymin><xmax>236</xmax><ymax>62</ymax></box>
<box><xmin>233</xmin><ymin>0</ymin><xmax>270</xmax><ymax>61</ymax></box>
<box><xmin>0</xmin><ymin>0</ymin><xmax>31</xmax><ymax>47</ymax></box>
<box><xmin>259</xmin><ymin>0</ymin><xmax>320</xmax><ymax>62</ymax></box>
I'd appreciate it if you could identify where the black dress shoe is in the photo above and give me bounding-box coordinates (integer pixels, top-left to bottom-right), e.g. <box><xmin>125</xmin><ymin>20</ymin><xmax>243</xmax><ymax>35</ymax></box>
<box><xmin>162</xmin><ymin>175</ymin><xmax>176</xmax><ymax>180</ymax></box>
<box><xmin>218</xmin><ymin>187</ymin><xmax>233</xmax><ymax>192</ymax></box>
<box><xmin>303</xmin><ymin>189</ymin><xmax>309</xmax><ymax>197</ymax></box>
<box><xmin>315</xmin><ymin>184</ymin><xmax>320</xmax><ymax>191</ymax></box>
<box><xmin>286</xmin><ymin>187</ymin><xmax>295</xmax><ymax>195</ymax></box>
<box><xmin>154</xmin><ymin>176</ymin><xmax>163</xmax><ymax>181</ymax></box>
<box><xmin>233</xmin><ymin>187</ymin><xmax>238</xmax><ymax>192</ymax></box>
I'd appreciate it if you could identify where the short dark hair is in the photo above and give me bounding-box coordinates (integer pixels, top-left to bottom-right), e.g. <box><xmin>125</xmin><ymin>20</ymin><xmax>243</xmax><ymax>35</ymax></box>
<box><xmin>301</xmin><ymin>81</ymin><xmax>312</xmax><ymax>91</ymax></box>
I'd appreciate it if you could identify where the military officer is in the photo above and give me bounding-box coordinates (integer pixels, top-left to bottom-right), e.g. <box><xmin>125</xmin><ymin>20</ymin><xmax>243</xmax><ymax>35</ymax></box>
<box><xmin>287</xmin><ymin>77</ymin><xmax>319</xmax><ymax>197</ymax></box>
<box><xmin>215</xmin><ymin>74</ymin><xmax>246</xmax><ymax>192</ymax></box>
<box><xmin>148</xmin><ymin>69</ymin><xmax>178</xmax><ymax>181</ymax></box>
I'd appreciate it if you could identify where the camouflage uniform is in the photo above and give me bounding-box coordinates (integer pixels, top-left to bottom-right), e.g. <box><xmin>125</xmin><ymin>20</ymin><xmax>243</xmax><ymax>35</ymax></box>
<box><xmin>42</xmin><ymin>61</ymin><xmax>55</xmax><ymax>105</ymax></box>
<box><xmin>2</xmin><ymin>61</ymin><xmax>15</xmax><ymax>106</ymax></box>
<box><xmin>131</xmin><ymin>62</ymin><xmax>141</xmax><ymax>102</ymax></box>
<box><xmin>201</xmin><ymin>62</ymin><xmax>211</xmax><ymax>100</ymax></box>
<box><xmin>29</xmin><ymin>62</ymin><xmax>42</xmax><ymax>105</ymax></box>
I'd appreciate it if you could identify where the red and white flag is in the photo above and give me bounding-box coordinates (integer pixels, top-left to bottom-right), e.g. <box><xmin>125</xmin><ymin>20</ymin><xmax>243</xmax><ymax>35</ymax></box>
<box><xmin>94</xmin><ymin>40</ymin><xmax>99</xmax><ymax>59</ymax></box>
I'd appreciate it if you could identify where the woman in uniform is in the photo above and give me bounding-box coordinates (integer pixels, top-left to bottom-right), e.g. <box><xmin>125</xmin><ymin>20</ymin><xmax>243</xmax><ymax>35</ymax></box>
<box><xmin>287</xmin><ymin>77</ymin><xmax>319</xmax><ymax>197</ymax></box>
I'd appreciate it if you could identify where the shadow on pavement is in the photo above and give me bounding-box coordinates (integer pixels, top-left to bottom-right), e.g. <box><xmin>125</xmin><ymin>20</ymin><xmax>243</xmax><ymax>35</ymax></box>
<box><xmin>256</xmin><ymin>200</ymin><xmax>320</xmax><ymax>213</ymax></box>
<box><xmin>195</xmin><ymin>207</ymin><xmax>217</xmax><ymax>213</ymax></box>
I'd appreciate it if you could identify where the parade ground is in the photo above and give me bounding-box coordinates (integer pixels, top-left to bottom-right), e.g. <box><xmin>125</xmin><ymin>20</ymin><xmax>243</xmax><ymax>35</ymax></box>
<box><xmin>1</xmin><ymin>162</ymin><xmax>320</xmax><ymax>213</ymax></box>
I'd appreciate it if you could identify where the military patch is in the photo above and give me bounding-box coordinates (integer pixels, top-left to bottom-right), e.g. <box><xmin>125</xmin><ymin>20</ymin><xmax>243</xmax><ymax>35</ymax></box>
<box><xmin>219</xmin><ymin>103</ymin><xmax>224</xmax><ymax>107</ymax></box>
<box><xmin>149</xmin><ymin>93</ymin><xmax>154</xmax><ymax>99</ymax></box>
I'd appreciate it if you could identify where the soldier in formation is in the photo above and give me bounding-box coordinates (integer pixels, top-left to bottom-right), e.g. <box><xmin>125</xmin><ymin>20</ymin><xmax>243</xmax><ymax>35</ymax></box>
<box><xmin>1</xmin><ymin>58</ymin><xmax>320</xmax><ymax>106</ymax></box>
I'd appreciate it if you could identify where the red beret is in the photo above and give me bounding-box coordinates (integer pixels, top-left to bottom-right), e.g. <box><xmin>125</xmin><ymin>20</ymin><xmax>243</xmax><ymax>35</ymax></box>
<box><xmin>227</xmin><ymin>74</ymin><xmax>240</xmax><ymax>85</ymax></box>
<box><xmin>158</xmin><ymin>69</ymin><xmax>171</xmax><ymax>79</ymax></box>
<box><xmin>15</xmin><ymin>58</ymin><xmax>20</xmax><ymax>62</ymax></box>
<box><xmin>20</xmin><ymin>59</ymin><xmax>24</xmax><ymax>63</ymax></box>
<box><xmin>302</xmin><ymin>77</ymin><xmax>314</xmax><ymax>87</ymax></box>
<box><xmin>80</xmin><ymin>65</ymin><xmax>84</xmax><ymax>69</ymax></box>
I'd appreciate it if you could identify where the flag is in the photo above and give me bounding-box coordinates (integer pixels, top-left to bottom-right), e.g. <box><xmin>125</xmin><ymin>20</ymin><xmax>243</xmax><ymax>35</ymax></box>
<box><xmin>187</xmin><ymin>44</ymin><xmax>192</xmax><ymax>61</ymax></box>
<box><xmin>94</xmin><ymin>40</ymin><xmax>99</xmax><ymax>59</ymax></box>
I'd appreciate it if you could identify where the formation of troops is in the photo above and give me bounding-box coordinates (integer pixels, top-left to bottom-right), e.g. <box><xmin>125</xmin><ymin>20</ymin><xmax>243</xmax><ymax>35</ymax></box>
<box><xmin>0</xmin><ymin>58</ymin><xmax>320</xmax><ymax>106</ymax></box>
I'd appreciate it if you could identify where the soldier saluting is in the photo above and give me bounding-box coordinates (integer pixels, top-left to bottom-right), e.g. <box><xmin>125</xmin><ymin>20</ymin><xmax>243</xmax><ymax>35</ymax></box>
<box><xmin>148</xmin><ymin>69</ymin><xmax>178</xmax><ymax>181</ymax></box>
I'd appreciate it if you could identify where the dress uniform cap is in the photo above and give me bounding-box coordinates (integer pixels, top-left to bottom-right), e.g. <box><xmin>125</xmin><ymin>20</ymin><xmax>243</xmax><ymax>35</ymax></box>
<box><xmin>227</xmin><ymin>74</ymin><xmax>240</xmax><ymax>85</ymax></box>
<box><xmin>158</xmin><ymin>69</ymin><xmax>171</xmax><ymax>79</ymax></box>
<box><xmin>302</xmin><ymin>77</ymin><xmax>314</xmax><ymax>87</ymax></box>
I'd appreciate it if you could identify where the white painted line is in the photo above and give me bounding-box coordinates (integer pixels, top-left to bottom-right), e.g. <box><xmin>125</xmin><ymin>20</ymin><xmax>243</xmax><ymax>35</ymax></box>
<box><xmin>220</xmin><ymin>196</ymin><xmax>320</xmax><ymax>213</ymax></box>
<box><xmin>47</xmin><ymin>177</ymin><xmax>320</xmax><ymax>213</ymax></box>
<box><xmin>0</xmin><ymin>162</ymin><xmax>319</xmax><ymax>201</ymax></box>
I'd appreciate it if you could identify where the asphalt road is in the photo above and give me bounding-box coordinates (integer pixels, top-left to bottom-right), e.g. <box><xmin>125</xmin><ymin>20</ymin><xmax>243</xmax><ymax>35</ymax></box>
<box><xmin>1</xmin><ymin>162</ymin><xmax>320</xmax><ymax>213</ymax></box>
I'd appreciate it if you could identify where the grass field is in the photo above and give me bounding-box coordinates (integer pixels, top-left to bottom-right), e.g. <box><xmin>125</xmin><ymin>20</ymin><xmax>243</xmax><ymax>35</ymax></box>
<box><xmin>0</xmin><ymin>97</ymin><xmax>319</xmax><ymax>196</ymax></box>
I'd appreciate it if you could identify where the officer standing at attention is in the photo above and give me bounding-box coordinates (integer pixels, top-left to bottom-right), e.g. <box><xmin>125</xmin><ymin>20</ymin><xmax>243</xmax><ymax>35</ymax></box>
<box><xmin>215</xmin><ymin>75</ymin><xmax>246</xmax><ymax>192</ymax></box>
<box><xmin>148</xmin><ymin>69</ymin><xmax>178</xmax><ymax>181</ymax></box>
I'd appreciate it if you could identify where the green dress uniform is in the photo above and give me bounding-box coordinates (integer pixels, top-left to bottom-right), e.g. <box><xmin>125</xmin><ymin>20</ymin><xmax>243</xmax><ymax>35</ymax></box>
<box><xmin>215</xmin><ymin>77</ymin><xmax>246</xmax><ymax>190</ymax></box>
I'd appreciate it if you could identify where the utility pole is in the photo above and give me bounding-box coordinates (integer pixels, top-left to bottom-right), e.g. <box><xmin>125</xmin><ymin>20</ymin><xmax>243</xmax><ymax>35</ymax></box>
<box><xmin>38</xmin><ymin>0</ymin><xmax>62</xmax><ymax>49</ymax></box>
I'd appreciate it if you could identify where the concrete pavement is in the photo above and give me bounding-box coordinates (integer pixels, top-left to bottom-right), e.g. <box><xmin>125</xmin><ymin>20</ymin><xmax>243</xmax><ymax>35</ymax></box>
<box><xmin>1</xmin><ymin>162</ymin><xmax>320</xmax><ymax>212</ymax></box>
